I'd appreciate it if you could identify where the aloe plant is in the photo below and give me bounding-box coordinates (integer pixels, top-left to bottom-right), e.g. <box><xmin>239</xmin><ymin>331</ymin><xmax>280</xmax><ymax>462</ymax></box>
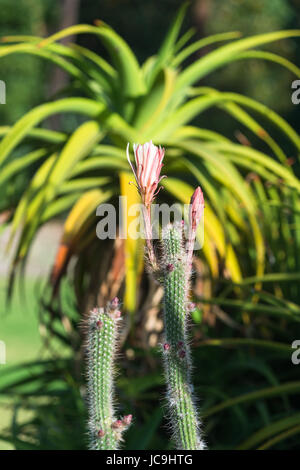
<box><xmin>0</xmin><ymin>2</ymin><xmax>299</xmax><ymax>316</ymax></box>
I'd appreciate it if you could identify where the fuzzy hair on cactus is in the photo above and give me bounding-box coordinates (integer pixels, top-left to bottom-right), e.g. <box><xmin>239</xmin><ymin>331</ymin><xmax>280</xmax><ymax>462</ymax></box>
<box><xmin>126</xmin><ymin>141</ymin><xmax>205</xmax><ymax>449</ymax></box>
<box><xmin>84</xmin><ymin>299</ymin><xmax>132</xmax><ymax>450</ymax></box>
<box><xmin>161</xmin><ymin>222</ymin><xmax>206</xmax><ymax>450</ymax></box>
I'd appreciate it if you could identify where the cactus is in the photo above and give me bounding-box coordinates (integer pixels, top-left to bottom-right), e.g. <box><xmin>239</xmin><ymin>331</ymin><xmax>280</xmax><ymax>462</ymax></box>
<box><xmin>84</xmin><ymin>299</ymin><xmax>132</xmax><ymax>450</ymax></box>
<box><xmin>126</xmin><ymin>141</ymin><xmax>205</xmax><ymax>449</ymax></box>
<box><xmin>160</xmin><ymin>223</ymin><xmax>205</xmax><ymax>450</ymax></box>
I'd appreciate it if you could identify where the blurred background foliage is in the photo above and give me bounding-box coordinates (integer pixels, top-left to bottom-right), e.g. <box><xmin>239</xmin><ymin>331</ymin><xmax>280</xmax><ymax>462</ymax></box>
<box><xmin>0</xmin><ymin>0</ymin><xmax>55</xmax><ymax>125</ymax></box>
<box><xmin>0</xmin><ymin>0</ymin><xmax>300</xmax><ymax>451</ymax></box>
<box><xmin>1</xmin><ymin>0</ymin><xmax>300</xmax><ymax>126</ymax></box>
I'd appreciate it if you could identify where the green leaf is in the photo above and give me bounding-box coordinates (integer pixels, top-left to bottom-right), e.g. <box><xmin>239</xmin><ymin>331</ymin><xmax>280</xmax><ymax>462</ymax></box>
<box><xmin>257</xmin><ymin>424</ymin><xmax>300</xmax><ymax>450</ymax></box>
<box><xmin>38</xmin><ymin>24</ymin><xmax>146</xmax><ymax>97</ymax></box>
<box><xmin>133</xmin><ymin>68</ymin><xmax>176</xmax><ymax>131</ymax></box>
<box><xmin>0</xmin><ymin>126</ymin><xmax>67</xmax><ymax>144</ymax></box>
<box><xmin>233</xmin><ymin>50</ymin><xmax>300</xmax><ymax>77</ymax></box>
<box><xmin>237</xmin><ymin>413</ymin><xmax>300</xmax><ymax>449</ymax></box>
<box><xmin>197</xmin><ymin>296</ymin><xmax>300</xmax><ymax>320</ymax></box>
<box><xmin>172</xmin><ymin>31</ymin><xmax>242</xmax><ymax>67</ymax></box>
<box><xmin>72</xmin><ymin>157</ymin><xmax>128</xmax><ymax>176</ymax></box>
<box><xmin>0</xmin><ymin>43</ymin><xmax>94</xmax><ymax>95</ymax></box>
<box><xmin>163</xmin><ymin>177</ymin><xmax>242</xmax><ymax>281</ymax></box>
<box><xmin>0</xmin><ymin>148</ymin><xmax>48</xmax><ymax>186</ymax></box>
<box><xmin>48</xmin><ymin>120</ymin><xmax>103</xmax><ymax>188</ymax></box>
<box><xmin>174</xmin><ymin>30</ymin><xmax>300</xmax><ymax>94</ymax></box>
<box><xmin>218</xmin><ymin>91</ymin><xmax>300</xmax><ymax>153</ymax></box>
<box><xmin>200</xmin><ymin>338</ymin><xmax>291</xmax><ymax>354</ymax></box>
<box><xmin>9</xmin><ymin>121</ymin><xmax>103</xmax><ymax>262</ymax></box>
<box><xmin>0</xmin><ymin>98</ymin><xmax>105</xmax><ymax>167</ymax></box>
<box><xmin>146</xmin><ymin>1</ymin><xmax>189</xmax><ymax>86</ymax></box>
<box><xmin>204</xmin><ymin>382</ymin><xmax>300</xmax><ymax>418</ymax></box>
<box><xmin>59</xmin><ymin>177</ymin><xmax>111</xmax><ymax>194</ymax></box>
<box><xmin>209</xmin><ymin>142</ymin><xmax>300</xmax><ymax>192</ymax></box>
<box><xmin>41</xmin><ymin>193</ymin><xmax>81</xmax><ymax>222</ymax></box>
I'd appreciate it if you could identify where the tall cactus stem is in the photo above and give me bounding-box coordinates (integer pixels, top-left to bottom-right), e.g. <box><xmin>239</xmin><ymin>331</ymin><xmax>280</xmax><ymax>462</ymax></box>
<box><xmin>84</xmin><ymin>299</ymin><xmax>132</xmax><ymax>450</ymax></box>
<box><xmin>125</xmin><ymin>142</ymin><xmax>205</xmax><ymax>449</ymax></box>
<box><xmin>161</xmin><ymin>223</ymin><xmax>205</xmax><ymax>450</ymax></box>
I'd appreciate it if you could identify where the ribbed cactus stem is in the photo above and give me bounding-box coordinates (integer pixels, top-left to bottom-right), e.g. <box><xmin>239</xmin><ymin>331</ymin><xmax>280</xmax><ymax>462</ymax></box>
<box><xmin>161</xmin><ymin>223</ymin><xmax>205</xmax><ymax>450</ymax></box>
<box><xmin>85</xmin><ymin>299</ymin><xmax>132</xmax><ymax>450</ymax></box>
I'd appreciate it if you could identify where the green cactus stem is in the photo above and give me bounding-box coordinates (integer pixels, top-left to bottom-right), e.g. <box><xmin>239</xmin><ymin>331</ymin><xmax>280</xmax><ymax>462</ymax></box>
<box><xmin>85</xmin><ymin>299</ymin><xmax>132</xmax><ymax>450</ymax></box>
<box><xmin>161</xmin><ymin>223</ymin><xmax>205</xmax><ymax>450</ymax></box>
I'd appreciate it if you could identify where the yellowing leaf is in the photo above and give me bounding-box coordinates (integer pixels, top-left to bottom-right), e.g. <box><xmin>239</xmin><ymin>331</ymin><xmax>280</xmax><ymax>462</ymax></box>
<box><xmin>119</xmin><ymin>171</ymin><xmax>144</xmax><ymax>317</ymax></box>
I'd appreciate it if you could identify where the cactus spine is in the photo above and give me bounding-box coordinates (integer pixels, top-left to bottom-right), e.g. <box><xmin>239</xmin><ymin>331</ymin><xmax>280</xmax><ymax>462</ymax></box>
<box><xmin>126</xmin><ymin>141</ymin><xmax>205</xmax><ymax>449</ymax></box>
<box><xmin>85</xmin><ymin>299</ymin><xmax>132</xmax><ymax>450</ymax></box>
<box><xmin>161</xmin><ymin>223</ymin><xmax>205</xmax><ymax>450</ymax></box>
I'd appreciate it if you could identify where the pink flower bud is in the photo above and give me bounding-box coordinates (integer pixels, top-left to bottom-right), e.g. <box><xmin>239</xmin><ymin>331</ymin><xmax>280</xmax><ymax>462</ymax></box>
<box><xmin>96</xmin><ymin>320</ymin><xmax>103</xmax><ymax>329</ymax></box>
<box><xmin>163</xmin><ymin>343</ymin><xmax>170</xmax><ymax>351</ymax></box>
<box><xmin>186</xmin><ymin>186</ymin><xmax>204</xmax><ymax>271</ymax></box>
<box><xmin>127</xmin><ymin>141</ymin><xmax>165</xmax><ymax>208</ymax></box>
<box><xmin>112</xmin><ymin>420</ymin><xmax>123</xmax><ymax>429</ymax></box>
<box><xmin>111</xmin><ymin>297</ymin><xmax>119</xmax><ymax>309</ymax></box>
<box><xmin>188</xmin><ymin>302</ymin><xmax>196</xmax><ymax>312</ymax></box>
<box><xmin>122</xmin><ymin>414</ymin><xmax>133</xmax><ymax>426</ymax></box>
<box><xmin>97</xmin><ymin>429</ymin><xmax>105</xmax><ymax>437</ymax></box>
<box><xmin>166</xmin><ymin>263</ymin><xmax>174</xmax><ymax>272</ymax></box>
<box><xmin>189</xmin><ymin>187</ymin><xmax>204</xmax><ymax>231</ymax></box>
